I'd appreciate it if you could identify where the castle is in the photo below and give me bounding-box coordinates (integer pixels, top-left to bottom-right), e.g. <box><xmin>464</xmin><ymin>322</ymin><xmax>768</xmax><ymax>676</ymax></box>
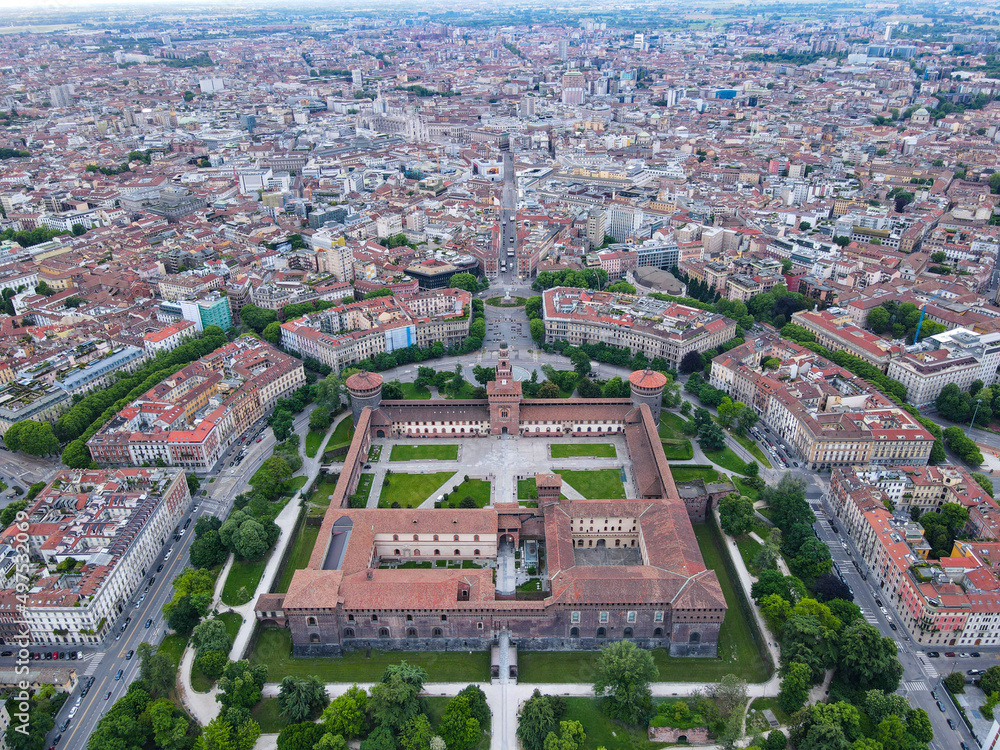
<box><xmin>256</xmin><ymin>346</ymin><xmax>726</xmax><ymax>657</ymax></box>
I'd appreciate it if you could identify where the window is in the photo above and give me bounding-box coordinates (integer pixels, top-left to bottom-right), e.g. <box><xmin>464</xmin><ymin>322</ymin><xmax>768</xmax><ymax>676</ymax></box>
<box><xmin>371</xmin><ymin>614</ymin><xmax>378</xmax><ymax>622</ymax></box>
<box><xmin>407</xmin><ymin>628</ymin><xmax>417</xmax><ymax>637</ymax></box>
<box><xmin>627</xmin><ymin>611</ymin><xmax>636</xmax><ymax>623</ymax></box>
<box><xmin>597</xmin><ymin>627</ymin><xmax>606</xmax><ymax>637</ymax></box>
<box><xmin>474</xmin><ymin>535</ymin><xmax>479</xmax><ymax>542</ymax></box>
<box><xmin>413</xmin><ymin>534</ymin><xmax>419</xmax><ymax>541</ymax></box>
<box><xmin>432</xmin><ymin>628</ymin><xmax>443</xmax><ymax>638</ymax></box>
<box><xmin>623</xmin><ymin>627</ymin><xmax>633</xmax><ymax>638</ymax></box>
<box><xmin>434</xmin><ymin>549</ymin><xmax>440</xmax><ymax>556</ymax></box>
<box><xmin>393</xmin><ymin>534</ymin><xmax>399</xmax><ymax>541</ymax></box>
<box><xmin>454</xmin><ymin>535</ymin><xmax>459</xmax><ymax>541</ymax></box>
<box><xmin>571</xmin><ymin>611</ymin><xmax>580</xmax><ymax>624</ymax></box>
<box><xmin>599</xmin><ymin>611</ymin><xmax>609</xmax><ymax>624</ymax></box>
<box><xmin>654</xmin><ymin>611</ymin><xmax>664</xmax><ymax>623</ymax></box>
<box><xmin>343</xmin><ymin>628</ymin><xmax>355</xmax><ymax>639</ymax></box>
<box><xmin>379</xmin><ymin>628</ymin><xmax>390</xmax><ymax>638</ymax></box>
<box><xmin>477</xmin><ymin>622</ymin><xmax>484</xmax><ymax>630</ymax></box>
<box><xmin>406</xmin><ymin>614</ymin><xmax>413</xmax><ymax>621</ymax></box>
<box><xmin>307</xmin><ymin>617</ymin><xmax>317</xmax><ymax>626</ymax></box>
<box><xmin>433</xmin><ymin>535</ymin><xmax>439</xmax><ymax>541</ymax></box>
<box><xmin>454</xmin><ymin>549</ymin><xmax>461</xmax><ymax>556</ymax></box>
<box><xmin>441</xmin><ymin>615</ymin><xmax>448</xmax><ymax>621</ymax></box>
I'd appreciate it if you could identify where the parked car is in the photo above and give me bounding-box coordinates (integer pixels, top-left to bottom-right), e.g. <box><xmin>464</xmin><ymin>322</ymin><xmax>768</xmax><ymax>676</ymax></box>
<box><xmin>1</xmin><ymin>650</ymin><xmax>12</xmax><ymax>657</ymax></box>
<box><xmin>928</xmin><ymin>652</ymin><xmax>941</xmax><ymax>658</ymax></box>
<box><xmin>969</xmin><ymin>669</ymin><xmax>982</xmax><ymax>676</ymax></box>
<box><xmin>889</xmin><ymin>622</ymin><xmax>897</xmax><ymax>631</ymax></box>
<box><xmin>972</xmin><ymin>651</ymin><xmax>982</xmax><ymax>658</ymax></box>
<box><xmin>946</xmin><ymin>652</ymin><xmax>957</xmax><ymax>657</ymax></box>
<box><xmin>157</xmin><ymin>564</ymin><xmax>163</xmax><ymax>572</ymax></box>
<box><xmin>875</xmin><ymin>598</ymin><xmax>884</xmax><ymax>607</ymax></box>
<box><xmin>959</xmin><ymin>652</ymin><xmax>971</xmax><ymax>658</ymax></box>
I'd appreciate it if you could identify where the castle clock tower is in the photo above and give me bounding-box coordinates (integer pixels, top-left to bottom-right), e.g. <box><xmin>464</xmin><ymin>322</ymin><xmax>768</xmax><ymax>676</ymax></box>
<box><xmin>487</xmin><ymin>342</ymin><xmax>522</xmax><ymax>435</ymax></box>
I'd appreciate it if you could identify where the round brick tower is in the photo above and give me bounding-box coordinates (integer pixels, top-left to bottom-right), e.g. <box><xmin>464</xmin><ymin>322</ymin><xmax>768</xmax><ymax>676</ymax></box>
<box><xmin>629</xmin><ymin>369</ymin><xmax>667</xmax><ymax>426</ymax></box>
<box><xmin>345</xmin><ymin>371</ymin><xmax>383</xmax><ymax>425</ymax></box>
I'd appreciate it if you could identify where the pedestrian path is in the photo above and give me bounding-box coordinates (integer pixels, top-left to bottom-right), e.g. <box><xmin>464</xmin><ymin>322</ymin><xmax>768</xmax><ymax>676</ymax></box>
<box><xmin>82</xmin><ymin>652</ymin><xmax>104</xmax><ymax>676</ymax></box>
<box><xmin>903</xmin><ymin>680</ymin><xmax>927</xmax><ymax>692</ymax></box>
<box><xmin>917</xmin><ymin>654</ymin><xmax>939</xmax><ymax>680</ymax></box>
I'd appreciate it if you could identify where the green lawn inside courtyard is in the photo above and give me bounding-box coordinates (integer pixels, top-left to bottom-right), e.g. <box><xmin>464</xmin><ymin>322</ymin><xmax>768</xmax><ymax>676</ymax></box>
<box><xmin>559</xmin><ymin>469</ymin><xmax>625</xmax><ymax>500</ymax></box>
<box><xmin>400</xmin><ymin>381</ymin><xmax>432</xmax><ymax>399</ymax></box>
<box><xmin>516</xmin><ymin>522</ymin><xmax>771</xmax><ymax>684</ymax></box>
<box><xmin>518</xmin><ymin>478</ymin><xmax>537</xmax><ymax>499</ymax></box>
<box><xmin>379</xmin><ymin>471</ymin><xmax>456</xmax><ymax>508</ymax></box>
<box><xmin>248</xmin><ymin>627</ymin><xmax>490</xmax><ymax>682</ymax></box>
<box><xmin>550</xmin><ymin>443</ymin><xmax>616</xmax><ymax>459</ymax></box>
<box><xmin>307</xmin><ymin>476</ymin><xmax>339</xmax><ymax>514</ymax></box>
<box><xmin>441</xmin><ymin>478</ymin><xmax>492</xmax><ymax>508</ymax></box>
<box><xmin>390</xmin><ymin>444</ymin><xmax>459</xmax><ymax>462</ymax></box>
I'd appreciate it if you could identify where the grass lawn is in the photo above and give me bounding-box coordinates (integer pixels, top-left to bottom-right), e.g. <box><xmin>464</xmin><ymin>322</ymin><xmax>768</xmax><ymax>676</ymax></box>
<box><xmin>277</xmin><ymin>524</ymin><xmax>319</xmax><ymax>593</ymax></box>
<box><xmin>442</xmin><ymin>478</ymin><xmax>492</xmax><ymax>508</ymax></box>
<box><xmin>559</xmin><ymin>469</ymin><xmax>625</xmax><ymax>500</ymax></box>
<box><xmin>562</xmin><ymin>697</ymin><xmax>661</xmax><ymax>750</ymax></box>
<box><xmin>218</xmin><ymin>611</ymin><xmax>244</xmax><ymax>641</ymax></box>
<box><xmin>485</xmin><ymin>296</ymin><xmax>526</xmax><ymax>306</ymax></box>
<box><xmin>221</xmin><ymin>557</ymin><xmax>268</xmax><ymax>606</ymax></box>
<box><xmin>669</xmin><ymin>464</ymin><xmax>722</xmax><ymax>484</ymax></box>
<box><xmin>703</xmin><ymin>446</ymin><xmax>750</xmax><ymax>475</ymax></box>
<box><xmin>400</xmin><ymin>381</ymin><xmax>432</xmax><ymax>399</ymax></box>
<box><xmin>157</xmin><ymin>633</ymin><xmax>187</xmax><ymax>671</ymax></box>
<box><xmin>390</xmin><ymin>444</ymin><xmax>459</xmax><ymax>462</ymax></box>
<box><xmin>305</xmin><ymin>430</ymin><xmax>326</xmax><ymax>458</ymax></box>
<box><xmin>733</xmin><ymin>477</ymin><xmax>761</xmax><ymax>501</ymax></box>
<box><xmin>661</xmin><ymin>440</ymin><xmax>694</xmax><ymax>460</ymax></box>
<box><xmin>444</xmin><ymin>381</ymin><xmax>480</xmax><ymax>399</ymax></box>
<box><xmin>354</xmin><ymin>473</ymin><xmax>374</xmax><ymax>502</ymax></box>
<box><xmin>658</xmin><ymin>412</ymin><xmax>695</xmax><ymax>440</ymax></box>
<box><xmin>749</xmin><ymin>696</ymin><xmax>792</xmax><ymax>727</ymax></box>
<box><xmin>379</xmin><ymin>471</ymin><xmax>456</xmax><ymax>508</ymax></box>
<box><xmin>518</xmin><ymin>478</ymin><xmax>537</xmax><ymax>500</ymax></box>
<box><xmin>284</xmin><ymin>475</ymin><xmax>308</xmax><ymax>495</ymax></box>
<box><xmin>517</xmin><ymin>523</ymin><xmax>771</xmax><ymax>684</ymax></box>
<box><xmin>249</xmin><ymin>627</ymin><xmax>490</xmax><ymax>682</ymax></box>
<box><xmin>251</xmin><ymin>697</ymin><xmax>291</xmax><ymax>734</ymax></box>
<box><xmin>308</xmin><ymin>476</ymin><xmax>339</xmax><ymax>513</ymax></box>
<box><xmin>732</xmin><ymin>432</ymin><xmax>771</xmax><ymax>468</ymax></box>
<box><xmin>736</xmin><ymin>535</ymin><xmax>763</xmax><ymax>574</ymax></box>
<box><xmin>550</xmin><ymin>443</ymin><xmax>616</xmax><ymax>459</ymax></box>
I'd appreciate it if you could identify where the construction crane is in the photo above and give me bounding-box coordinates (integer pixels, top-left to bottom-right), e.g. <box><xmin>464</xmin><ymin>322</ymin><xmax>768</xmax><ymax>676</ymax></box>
<box><xmin>912</xmin><ymin>291</ymin><xmax>943</xmax><ymax>344</ymax></box>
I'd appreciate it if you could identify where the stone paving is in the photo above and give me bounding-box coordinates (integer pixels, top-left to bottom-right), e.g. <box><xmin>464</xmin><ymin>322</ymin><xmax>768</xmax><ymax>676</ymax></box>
<box><xmin>366</xmin><ymin>434</ymin><xmax>632</xmax><ymax>507</ymax></box>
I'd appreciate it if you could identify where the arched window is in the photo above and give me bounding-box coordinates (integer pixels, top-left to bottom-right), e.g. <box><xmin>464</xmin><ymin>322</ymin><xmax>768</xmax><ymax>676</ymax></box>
<box><xmin>454</xmin><ymin>549</ymin><xmax>461</xmax><ymax>556</ymax></box>
<box><xmin>653</xmin><ymin>627</ymin><xmax>663</xmax><ymax>637</ymax></box>
<box><xmin>433</xmin><ymin>535</ymin><xmax>439</xmax><ymax>541</ymax></box>
<box><xmin>310</xmin><ymin>634</ymin><xmax>320</xmax><ymax>643</ymax></box>
<box><xmin>570</xmin><ymin>626</ymin><xmax>580</xmax><ymax>637</ymax></box>
<box><xmin>474</xmin><ymin>549</ymin><xmax>480</xmax><ymax>556</ymax></box>
<box><xmin>689</xmin><ymin>632</ymin><xmax>701</xmax><ymax>644</ymax></box>
<box><xmin>454</xmin><ymin>535</ymin><xmax>459</xmax><ymax>541</ymax></box>
<box><xmin>596</xmin><ymin>627</ymin><xmax>606</xmax><ymax>638</ymax></box>
<box><xmin>413</xmin><ymin>534</ymin><xmax>419</xmax><ymax>541</ymax></box>
<box><xmin>414</xmin><ymin>549</ymin><xmax>420</xmax><ymax>556</ymax></box>
<box><xmin>343</xmin><ymin>628</ymin><xmax>355</xmax><ymax>639</ymax></box>
<box><xmin>379</xmin><ymin>628</ymin><xmax>390</xmax><ymax>638</ymax></box>
<box><xmin>393</xmin><ymin>534</ymin><xmax>399</xmax><ymax>541</ymax></box>
<box><xmin>432</xmin><ymin>628</ymin><xmax>443</xmax><ymax>638</ymax></box>
<box><xmin>623</xmin><ymin>627</ymin><xmax>633</xmax><ymax>638</ymax></box>
<box><xmin>434</xmin><ymin>549</ymin><xmax>440</xmax><ymax>556</ymax></box>
<box><xmin>307</xmin><ymin>616</ymin><xmax>317</xmax><ymax>626</ymax></box>
<box><xmin>407</xmin><ymin>628</ymin><xmax>417</xmax><ymax>637</ymax></box>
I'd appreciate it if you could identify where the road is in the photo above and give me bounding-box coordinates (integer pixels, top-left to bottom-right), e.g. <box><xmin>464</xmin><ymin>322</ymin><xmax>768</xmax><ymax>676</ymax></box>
<box><xmin>813</xmin><ymin>492</ymin><xmax>979</xmax><ymax>750</ymax></box>
<box><xmin>40</xmin><ymin>407</ymin><xmax>316</xmax><ymax>750</ymax></box>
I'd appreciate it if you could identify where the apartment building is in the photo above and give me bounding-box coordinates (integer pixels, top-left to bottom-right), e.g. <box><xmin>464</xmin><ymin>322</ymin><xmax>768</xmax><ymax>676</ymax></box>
<box><xmin>279</xmin><ymin>288</ymin><xmax>472</xmax><ymax>375</ymax></box>
<box><xmin>87</xmin><ymin>339</ymin><xmax>304</xmax><ymax>471</ymax></box>
<box><xmin>542</xmin><ymin>287</ymin><xmax>736</xmax><ymax>368</ymax></box>
<box><xmin>0</xmin><ymin>468</ymin><xmax>189</xmax><ymax>645</ymax></box>
<box><xmin>792</xmin><ymin>309</ymin><xmax>904</xmax><ymax>372</ymax></box>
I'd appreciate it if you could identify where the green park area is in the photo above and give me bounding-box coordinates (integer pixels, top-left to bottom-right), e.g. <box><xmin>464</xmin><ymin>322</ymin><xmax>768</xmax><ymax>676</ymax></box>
<box><xmin>702</xmin><ymin>446</ymin><xmax>751</xmax><ymax>475</ymax></box>
<box><xmin>517</xmin><ymin>521</ymin><xmax>770</xmax><ymax>684</ymax></box>
<box><xmin>658</xmin><ymin>412</ymin><xmax>696</xmax><ymax>440</ymax></box>
<box><xmin>559</xmin><ymin>469</ymin><xmax>626</xmax><ymax>500</ymax></box>
<box><xmin>561</xmin><ymin>697</ymin><xmax>663</xmax><ymax>750</ymax></box>
<box><xmin>518</xmin><ymin>478</ymin><xmax>537</xmax><ymax>499</ymax></box>
<box><xmin>191</xmin><ymin>612</ymin><xmax>244</xmax><ymax>691</ymax></box>
<box><xmin>670</xmin><ymin>464</ymin><xmax>723</xmax><ymax>484</ymax></box>
<box><xmin>277</xmin><ymin>522</ymin><xmax>320</xmax><ymax>593</ymax></box>
<box><xmin>221</xmin><ymin>556</ymin><xmax>267</xmax><ymax>606</ymax></box>
<box><xmin>400</xmin><ymin>381</ymin><xmax>431</xmax><ymax>399</ymax></box>
<box><xmin>390</xmin><ymin>444</ymin><xmax>459</xmax><ymax>461</ymax></box>
<box><xmin>732</xmin><ymin>432</ymin><xmax>771</xmax><ymax>468</ymax></box>
<box><xmin>550</xmin><ymin>443</ymin><xmax>616</xmax><ymax>459</ymax></box>
<box><xmin>304</xmin><ymin>429</ymin><xmax>326</xmax><ymax>458</ymax></box>
<box><xmin>248</xmin><ymin>627</ymin><xmax>490</xmax><ymax>682</ymax></box>
<box><xmin>378</xmin><ymin>471</ymin><xmax>455</xmax><ymax>508</ymax></box>
<box><xmin>661</xmin><ymin>440</ymin><xmax>694</xmax><ymax>460</ymax></box>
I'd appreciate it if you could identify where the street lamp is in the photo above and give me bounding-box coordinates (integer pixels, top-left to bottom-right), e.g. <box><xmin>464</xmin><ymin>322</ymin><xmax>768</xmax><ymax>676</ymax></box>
<box><xmin>968</xmin><ymin>398</ymin><xmax>983</xmax><ymax>436</ymax></box>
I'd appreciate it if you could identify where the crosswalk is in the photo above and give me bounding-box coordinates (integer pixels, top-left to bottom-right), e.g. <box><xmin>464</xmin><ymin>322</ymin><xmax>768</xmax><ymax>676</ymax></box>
<box><xmin>917</xmin><ymin>655</ymin><xmax>939</xmax><ymax>680</ymax></box>
<box><xmin>903</xmin><ymin>680</ymin><xmax>927</xmax><ymax>692</ymax></box>
<box><xmin>82</xmin><ymin>652</ymin><xmax>104</xmax><ymax>676</ymax></box>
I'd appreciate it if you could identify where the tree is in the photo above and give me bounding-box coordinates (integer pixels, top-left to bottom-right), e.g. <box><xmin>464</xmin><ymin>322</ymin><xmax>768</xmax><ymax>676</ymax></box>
<box><xmin>277</xmin><ymin>722</ymin><xmax>326</xmax><ymax>750</ymax></box>
<box><xmin>439</xmin><ymin>694</ymin><xmax>480</xmax><ymax>750</ymax></box>
<box><xmin>537</xmin><ymin>381</ymin><xmax>561</xmax><ymax>398</ymax></box>
<box><xmin>196</xmin><ymin>716</ymin><xmax>261</xmax><ymax>750</ymax></box>
<box><xmin>368</xmin><ymin>664</ymin><xmax>425</xmax><ymax>733</ymax></box>
<box><xmin>248</xmin><ymin>456</ymin><xmax>292</xmax><ymax>500</ymax></box>
<box><xmin>61</xmin><ymin>439</ymin><xmax>92</xmax><ymax>468</ymax></box>
<box><xmin>449</xmin><ymin>272</ymin><xmax>480</xmax><ymax>292</ymax></box>
<box><xmin>360</xmin><ymin>725</ymin><xmax>397</xmax><ymax>750</ymax></box>
<box><xmin>2</xmin><ymin>420</ymin><xmax>60</xmax><ymax>456</ymax></box>
<box><xmin>906</xmin><ymin>707</ymin><xmax>933</xmax><ymax>744</ymax></box>
<box><xmin>0</xmin><ymin>499</ymin><xmax>27</xmax><ymax>529</ymax></box>
<box><xmin>239</xmin><ymin>304</ymin><xmax>277</xmax><ymax>333</ymax></box>
<box><xmin>321</xmin><ymin>685</ymin><xmax>368</xmax><ymax>739</ymax></box>
<box><xmin>570</xmin><ymin>349</ymin><xmax>591</xmax><ymax>377</ymax></box>
<box><xmin>530</xmin><ymin>317</ymin><xmax>545</xmax><ymax>344</ymax></box>
<box><xmin>517</xmin><ymin>690</ymin><xmax>558</xmax><ymax>750</ymax></box>
<box><xmin>811</xmin><ymin>573</ymin><xmax>852</xmax><ymax>603</ymax></box>
<box><xmin>192</xmin><ymin>617</ymin><xmax>233</xmax><ymax>656</ymax></box>
<box><xmin>866</xmin><ymin>307</ymin><xmax>891</xmax><ymax>334</ymax></box>
<box><xmin>399</xmin><ymin>714</ymin><xmax>434</xmax><ymax>750</ymax></box>
<box><xmin>593</xmin><ymin>640</ymin><xmax>658</xmax><ymax>725</ymax></box>
<box><xmin>190</xmin><ymin>528</ymin><xmax>228</xmax><ymax>568</ymax></box>
<box><xmin>679</xmin><ymin>350</ymin><xmax>704</xmax><ymax>374</ymax></box>
<box><xmin>862</xmin><ymin>690</ymin><xmax>910</xmax><ymax>726</ymax></box>
<box><xmin>147</xmin><ymin>698</ymin><xmax>190</xmax><ymax>750</ymax></box>
<box><xmin>196</xmin><ymin>650</ymin><xmax>228</xmax><ymax>681</ymax></box>
<box><xmin>979</xmin><ymin>665</ymin><xmax>1000</xmax><ymax>696</ymax></box>
<box><xmin>166</xmin><ymin>595</ymin><xmax>202</xmax><ymax>634</ymax></box>
<box><xmin>789</xmin><ymin>537</ymin><xmax>833</xmax><ymax>584</ymax></box>
<box><xmin>837</xmin><ymin>620</ymin><xmax>903</xmax><ymax>693</ymax></box>
<box><xmin>543</xmin><ymin>720</ymin><xmax>586</xmax><ymax>750</ymax></box>
<box><xmin>698</xmin><ymin>422</ymin><xmax>727</xmax><ymax>452</ymax></box>
<box><xmin>217</xmin><ymin>660</ymin><xmax>268</xmax><ymax>712</ymax></box>
<box><xmin>262</xmin><ymin>321</ymin><xmax>282</xmax><ymax>344</ymax></box>
<box><xmin>936</xmin><ymin>383</ymin><xmax>971</xmax><ymax>423</ymax></box>
<box><xmin>719</xmin><ymin>494</ymin><xmax>755</xmax><ymax>536</ymax></box>
<box><xmin>779</xmin><ymin>661</ymin><xmax>812</xmax><ymax>714</ymax></box>
<box><xmin>278</xmin><ymin>675</ymin><xmax>329</xmax><ymax>722</ymax></box>
<box><xmin>458</xmin><ymin>685</ymin><xmax>491</xmax><ymax>730</ymax></box>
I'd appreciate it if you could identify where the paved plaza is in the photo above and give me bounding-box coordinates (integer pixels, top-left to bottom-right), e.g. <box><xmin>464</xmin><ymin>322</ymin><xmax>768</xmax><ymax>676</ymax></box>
<box><xmin>360</xmin><ymin>434</ymin><xmax>636</xmax><ymax>508</ymax></box>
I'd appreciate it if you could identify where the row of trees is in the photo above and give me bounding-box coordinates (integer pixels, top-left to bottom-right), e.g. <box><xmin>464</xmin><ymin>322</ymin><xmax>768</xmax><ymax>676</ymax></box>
<box><xmin>533</xmin><ymin>268</ymin><xmax>607</xmax><ymax>291</ymax></box>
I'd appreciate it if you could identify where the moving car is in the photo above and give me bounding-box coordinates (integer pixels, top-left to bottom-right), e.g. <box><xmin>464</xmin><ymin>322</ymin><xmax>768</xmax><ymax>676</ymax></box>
<box><xmin>145</xmin><ymin>618</ymin><xmax>153</xmax><ymax>628</ymax></box>
<box><xmin>125</xmin><ymin>649</ymin><xmax>134</xmax><ymax>660</ymax></box>
<box><xmin>115</xmin><ymin>669</ymin><xmax>123</xmax><ymax>680</ymax></box>
<box><xmin>104</xmin><ymin>691</ymin><xmax>112</xmax><ymax>701</ymax></box>
<box><xmin>948</xmin><ymin>719</ymin><xmax>956</xmax><ymax>730</ymax></box>
<box><xmin>936</xmin><ymin>701</ymin><xmax>946</xmax><ymax>712</ymax></box>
